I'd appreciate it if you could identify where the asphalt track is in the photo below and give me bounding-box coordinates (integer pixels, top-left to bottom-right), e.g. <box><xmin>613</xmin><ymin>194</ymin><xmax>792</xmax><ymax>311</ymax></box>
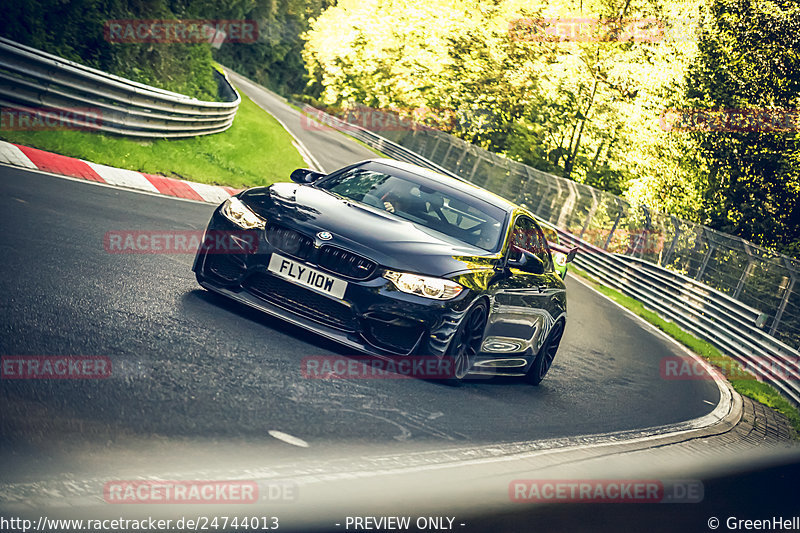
<box><xmin>0</xmin><ymin>158</ymin><xmax>720</xmax><ymax>485</ymax></box>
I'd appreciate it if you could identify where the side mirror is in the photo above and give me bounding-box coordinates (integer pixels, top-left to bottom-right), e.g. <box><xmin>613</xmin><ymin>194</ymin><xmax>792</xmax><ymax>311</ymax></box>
<box><xmin>290</xmin><ymin>168</ymin><xmax>325</xmax><ymax>184</ymax></box>
<box><xmin>566</xmin><ymin>247</ymin><xmax>578</xmax><ymax>263</ymax></box>
<box><xmin>549</xmin><ymin>241</ymin><xmax>578</xmax><ymax>264</ymax></box>
<box><xmin>507</xmin><ymin>248</ymin><xmax>546</xmax><ymax>275</ymax></box>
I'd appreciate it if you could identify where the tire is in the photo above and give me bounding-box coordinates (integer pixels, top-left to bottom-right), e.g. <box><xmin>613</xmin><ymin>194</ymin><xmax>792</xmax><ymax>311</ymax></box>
<box><xmin>444</xmin><ymin>300</ymin><xmax>488</xmax><ymax>385</ymax></box>
<box><xmin>525</xmin><ymin>320</ymin><xmax>564</xmax><ymax>385</ymax></box>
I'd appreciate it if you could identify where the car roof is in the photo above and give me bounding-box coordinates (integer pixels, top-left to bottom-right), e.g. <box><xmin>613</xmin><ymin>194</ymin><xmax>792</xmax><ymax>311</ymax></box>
<box><xmin>359</xmin><ymin>159</ymin><xmax>519</xmax><ymax>214</ymax></box>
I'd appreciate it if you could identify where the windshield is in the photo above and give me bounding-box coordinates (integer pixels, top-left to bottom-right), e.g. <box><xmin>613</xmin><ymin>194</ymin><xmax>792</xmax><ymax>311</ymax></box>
<box><xmin>316</xmin><ymin>167</ymin><xmax>507</xmax><ymax>252</ymax></box>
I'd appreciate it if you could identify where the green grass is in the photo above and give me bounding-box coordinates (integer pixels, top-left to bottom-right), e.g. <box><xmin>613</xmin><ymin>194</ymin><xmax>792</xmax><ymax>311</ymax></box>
<box><xmin>0</xmin><ymin>90</ymin><xmax>305</xmax><ymax>188</ymax></box>
<box><xmin>568</xmin><ymin>265</ymin><xmax>800</xmax><ymax>436</ymax></box>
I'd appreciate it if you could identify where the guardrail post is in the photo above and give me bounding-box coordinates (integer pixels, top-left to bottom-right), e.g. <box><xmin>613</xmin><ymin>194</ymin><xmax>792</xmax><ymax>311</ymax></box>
<box><xmin>661</xmin><ymin>216</ymin><xmax>682</xmax><ymax>267</ymax></box>
<box><xmin>533</xmin><ymin>172</ymin><xmax>554</xmax><ymax>218</ymax></box>
<box><xmin>429</xmin><ymin>136</ymin><xmax>442</xmax><ymax>160</ymax></box>
<box><xmin>770</xmin><ymin>260</ymin><xmax>796</xmax><ymax>336</ymax></box>
<box><xmin>543</xmin><ymin>177</ymin><xmax>563</xmax><ymax>224</ymax></box>
<box><xmin>696</xmin><ymin>241</ymin><xmax>716</xmax><ymax>282</ymax></box>
<box><xmin>603</xmin><ymin>200</ymin><xmax>623</xmax><ymax>251</ymax></box>
<box><xmin>469</xmin><ymin>154</ymin><xmax>483</xmax><ymax>183</ymax></box>
<box><xmin>579</xmin><ymin>187</ymin><xmax>598</xmax><ymax>240</ymax></box>
<box><xmin>557</xmin><ymin>179</ymin><xmax>578</xmax><ymax>229</ymax></box>
<box><xmin>455</xmin><ymin>145</ymin><xmax>470</xmax><ymax>175</ymax></box>
<box><xmin>626</xmin><ymin>206</ymin><xmax>650</xmax><ymax>258</ymax></box>
<box><xmin>500</xmin><ymin>160</ymin><xmax>515</xmax><ymax>198</ymax></box>
<box><xmin>440</xmin><ymin>140</ymin><xmax>454</xmax><ymax>167</ymax></box>
<box><xmin>733</xmin><ymin>243</ymin><xmax>754</xmax><ymax>300</ymax></box>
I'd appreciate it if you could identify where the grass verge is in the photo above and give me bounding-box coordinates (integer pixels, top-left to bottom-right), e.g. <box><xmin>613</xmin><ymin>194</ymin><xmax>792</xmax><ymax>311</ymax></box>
<box><xmin>568</xmin><ymin>264</ymin><xmax>800</xmax><ymax>436</ymax></box>
<box><xmin>0</xmin><ymin>90</ymin><xmax>305</xmax><ymax>188</ymax></box>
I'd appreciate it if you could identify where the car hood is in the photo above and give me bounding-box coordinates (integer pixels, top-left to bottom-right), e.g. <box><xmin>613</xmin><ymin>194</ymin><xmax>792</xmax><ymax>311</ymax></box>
<box><xmin>239</xmin><ymin>183</ymin><xmax>501</xmax><ymax>277</ymax></box>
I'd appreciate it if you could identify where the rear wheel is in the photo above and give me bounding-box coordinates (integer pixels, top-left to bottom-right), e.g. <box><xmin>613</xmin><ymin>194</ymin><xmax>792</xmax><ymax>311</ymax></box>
<box><xmin>525</xmin><ymin>320</ymin><xmax>564</xmax><ymax>385</ymax></box>
<box><xmin>444</xmin><ymin>301</ymin><xmax>488</xmax><ymax>384</ymax></box>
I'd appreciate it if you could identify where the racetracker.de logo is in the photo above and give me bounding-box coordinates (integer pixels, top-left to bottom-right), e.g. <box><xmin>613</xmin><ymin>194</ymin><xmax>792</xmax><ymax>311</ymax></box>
<box><xmin>103</xmin><ymin>19</ymin><xmax>258</xmax><ymax>44</ymax></box>
<box><xmin>300</xmin><ymin>105</ymin><xmax>465</xmax><ymax>133</ymax></box>
<box><xmin>1</xmin><ymin>356</ymin><xmax>111</xmax><ymax>379</ymax></box>
<box><xmin>301</xmin><ymin>355</ymin><xmax>461</xmax><ymax>380</ymax></box>
<box><xmin>508</xmin><ymin>17</ymin><xmax>687</xmax><ymax>43</ymax></box>
<box><xmin>660</xmin><ymin>108</ymin><xmax>800</xmax><ymax>132</ymax></box>
<box><xmin>104</xmin><ymin>230</ymin><xmax>258</xmax><ymax>254</ymax></box>
<box><xmin>509</xmin><ymin>479</ymin><xmax>704</xmax><ymax>503</ymax></box>
<box><xmin>104</xmin><ymin>481</ymin><xmax>259</xmax><ymax>504</ymax></box>
<box><xmin>513</xmin><ymin>227</ymin><xmax>664</xmax><ymax>255</ymax></box>
<box><xmin>660</xmin><ymin>355</ymin><xmax>800</xmax><ymax>382</ymax></box>
<box><xmin>1</xmin><ymin>107</ymin><xmax>103</xmax><ymax>131</ymax></box>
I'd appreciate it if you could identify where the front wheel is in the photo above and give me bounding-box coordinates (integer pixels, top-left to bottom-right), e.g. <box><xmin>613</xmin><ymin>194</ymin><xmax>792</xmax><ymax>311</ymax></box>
<box><xmin>444</xmin><ymin>301</ymin><xmax>488</xmax><ymax>384</ymax></box>
<box><xmin>525</xmin><ymin>320</ymin><xmax>564</xmax><ymax>385</ymax></box>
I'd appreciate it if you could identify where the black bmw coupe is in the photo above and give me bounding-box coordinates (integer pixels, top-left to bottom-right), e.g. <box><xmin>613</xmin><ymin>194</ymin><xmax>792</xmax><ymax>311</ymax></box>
<box><xmin>194</xmin><ymin>159</ymin><xmax>575</xmax><ymax>383</ymax></box>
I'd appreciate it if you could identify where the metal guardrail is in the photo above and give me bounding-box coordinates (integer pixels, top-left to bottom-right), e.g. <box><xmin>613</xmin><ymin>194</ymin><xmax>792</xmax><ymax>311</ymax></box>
<box><xmin>0</xmin><ymin>37</ymin><xmax>239</xmax><ymax>138</ymax></box>
<box><xmin>558</xmin><ymin>231</ymin><xmax>800</xmax><ymax>406</ymax></box>
<box><xmin>301</xmin><ymin>102</ymin><xmax>800</xmax><ymax>406</ymax></box>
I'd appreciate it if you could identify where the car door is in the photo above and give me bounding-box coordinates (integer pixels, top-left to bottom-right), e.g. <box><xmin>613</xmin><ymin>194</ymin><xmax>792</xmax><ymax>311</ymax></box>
<box><xmin>485</xmin><ymin>214</ymin><xmax>567</xmax><ymax>355</ymax></box>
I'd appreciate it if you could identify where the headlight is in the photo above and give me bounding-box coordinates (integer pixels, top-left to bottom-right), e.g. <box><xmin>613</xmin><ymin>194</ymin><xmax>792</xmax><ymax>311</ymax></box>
<box><xmin>384</xmin><ymin>270</ymin><xmax>463</xmax><ymax>300</ymax></box>
<box><xmin>220</xmin><ymin>197</ymin><xmax>266</xmax><ymax>229</ymax></box>
<box><xmin>553</xmin><ymin>252</ymin><xmax>567</xmax><ymax>267</ymax></box>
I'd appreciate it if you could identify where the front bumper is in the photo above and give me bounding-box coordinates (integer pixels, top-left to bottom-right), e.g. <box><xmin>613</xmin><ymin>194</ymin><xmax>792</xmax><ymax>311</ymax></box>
<box><xmin>193</xmin><ymin>212</ymin><xmax>473</xmax><ymax>358</ymax></box>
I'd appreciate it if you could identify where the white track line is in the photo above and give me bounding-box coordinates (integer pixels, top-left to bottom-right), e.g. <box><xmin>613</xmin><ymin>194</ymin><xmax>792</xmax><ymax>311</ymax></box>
<box><xmin>269</xmin><ymin>430</ymin><xmax>310</xmax><ymax>448</ymax></box>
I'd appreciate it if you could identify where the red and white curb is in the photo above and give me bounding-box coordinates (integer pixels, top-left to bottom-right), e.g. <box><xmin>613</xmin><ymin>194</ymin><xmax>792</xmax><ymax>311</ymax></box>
<box><xmin>0</xmin><ymin>140</ymin><xmax>241</xmax><ymax>203</ymax></box>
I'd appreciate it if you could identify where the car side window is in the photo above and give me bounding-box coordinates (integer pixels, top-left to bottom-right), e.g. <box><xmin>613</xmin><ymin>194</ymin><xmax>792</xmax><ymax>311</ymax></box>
<box><xmin>509</xmin><ymin>216</ymin><xmax>553</xmax><ymax>272</ymax></box>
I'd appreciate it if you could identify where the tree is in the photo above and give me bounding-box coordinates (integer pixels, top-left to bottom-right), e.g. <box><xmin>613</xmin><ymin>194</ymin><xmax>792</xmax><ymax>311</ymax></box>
<box><xmin>683</xmin><ymin>0</ymin><xmax>800</xmax><ymax>257</ymax></box>
<box><xmin>0</xmin><ymin>0</ymin><xmax>219</xmax><ymax>100</ymax></box>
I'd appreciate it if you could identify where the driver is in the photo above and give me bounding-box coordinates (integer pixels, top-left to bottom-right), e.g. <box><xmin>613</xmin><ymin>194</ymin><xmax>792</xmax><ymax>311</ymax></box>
<box><xmin>382</xmin><ymin>192</ymin><xmax>411</xmax><ymax>213</ymax></box>
<box><xmin>380</xmin><ymin>182</ymin><xmax>415</xmax><ymax>214</ymax></box>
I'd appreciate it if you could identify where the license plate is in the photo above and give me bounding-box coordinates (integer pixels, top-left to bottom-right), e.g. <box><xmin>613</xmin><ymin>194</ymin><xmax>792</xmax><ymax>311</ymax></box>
<box><xmin>267</xmin><ymin>254</ymin><xmax>347</xmax><ymax>300</ymax></box>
